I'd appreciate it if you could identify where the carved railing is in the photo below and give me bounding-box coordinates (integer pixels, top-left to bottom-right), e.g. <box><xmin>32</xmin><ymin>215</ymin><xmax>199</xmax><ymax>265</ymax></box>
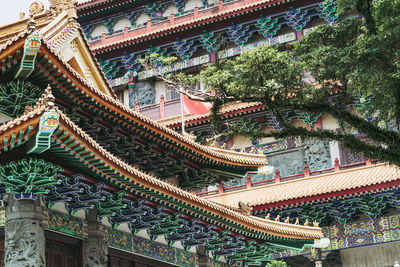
<box><xmin>196</xmin><ymin>158</ymin><xmax>373</xmax><ymax>197</ymax></box>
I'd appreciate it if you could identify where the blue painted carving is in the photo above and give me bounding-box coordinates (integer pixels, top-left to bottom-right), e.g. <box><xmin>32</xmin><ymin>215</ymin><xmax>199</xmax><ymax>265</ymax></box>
<box><xmin>99</xmin><ymin>59</ymin><xmax>121</xmax><ymax>80</ymax></box>
<box><xmin>121</xmin><ymin>52</ymin><xmax>142</xmax><ymax>72</ymax></box>
<box><xmin>173</xmin><ymin>0</ymin><xmax>187</xmax><ymax>13</ymax></box>
<box><xmin>227</xmin><ymin>23</ymin><xmax>253</xmax><ymax>46</ymax></box>
<box><xmin>126</xmin><ymin>11</ymin><xmax>140</xmax><ymax>27</ymax></box>
<box><xmin>317</xmin><ymin>0</ymin><xmax>338</xmax><ymax>24</ymax></box>
<box><xmin>285</xmin><ymin>7</ymin><xmax>311</xmax><ymax>31</ymax></box>
<box><xmin>173</xmin><ymin>38</ymin><xmax>199</xmax><ymax>61</ymax></box>
<box><xmin>81</xmin><ymin>24</ymin><xmax>95</xmax><ymax>39</ymax></box>
<box><xmin>103</xmin><ymin>18</ymin><xmax>118</xmax><ymax>34</ymax></box>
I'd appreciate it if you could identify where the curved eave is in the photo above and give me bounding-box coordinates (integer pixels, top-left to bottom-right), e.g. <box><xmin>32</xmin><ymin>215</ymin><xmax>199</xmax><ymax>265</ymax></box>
<box><xmin>51</xmin><ymin>108</ymin><xmax>323</xmax><ymax>240</ymax></box>
<box><xmin>159</xmin><ymin>102</ymin><xmax>266</xmax><ymax>129</ymax></box>
<box><xmin>0</xmin><ymin>107</ymin><xmax>322</xmax><ymax>241</ymax></box>
<box><xmin>0</xmin><ymin>32</ymin><xmax>266</xmax><ymax>169</ymax></box>
<box><xmin>90</xmin><ymin>0</ymin><xmax>293</xmax><ymax>54</ymax></box>
<box><xmin>36</xmin><ymin>43</ymin><xmax>266</xmax><ymax>168</ymax></box>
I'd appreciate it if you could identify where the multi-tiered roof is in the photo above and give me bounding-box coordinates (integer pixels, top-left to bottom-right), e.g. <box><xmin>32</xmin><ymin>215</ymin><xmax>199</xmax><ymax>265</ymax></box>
<box><xmin>0</xmin><ymin>1</ymin><xmax>324</xmax><ymax>265</ymax></box>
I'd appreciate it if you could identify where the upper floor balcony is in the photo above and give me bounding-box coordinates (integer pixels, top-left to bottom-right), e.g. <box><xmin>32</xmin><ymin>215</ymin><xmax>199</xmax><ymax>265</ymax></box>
<box><xmin>87</xmin><ymin>0</ymin><xmax>290</xmax><ymax>52</ymax></box>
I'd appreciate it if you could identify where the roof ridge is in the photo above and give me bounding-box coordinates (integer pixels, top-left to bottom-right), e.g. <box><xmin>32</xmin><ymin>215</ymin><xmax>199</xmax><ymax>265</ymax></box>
<box><xmin>205</xmin><ymin>163</ymin><xmax>400</xmax><ymax>207</ymax></box>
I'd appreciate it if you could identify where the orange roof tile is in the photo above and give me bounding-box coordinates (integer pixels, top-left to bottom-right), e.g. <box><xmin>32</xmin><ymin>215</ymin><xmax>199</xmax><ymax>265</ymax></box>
<box><xmin>204</xmin><ymin>163</ymin><xmax>400</xmax><ymax>207</ymax></box>
<box><xmin>0</xmin><ymin>106</ymin><xmax>322</xmax><ymax>240</ymax></box>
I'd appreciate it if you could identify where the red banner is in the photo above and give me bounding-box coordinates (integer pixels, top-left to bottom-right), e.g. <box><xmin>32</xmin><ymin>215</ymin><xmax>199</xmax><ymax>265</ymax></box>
<box><xmin>182</xmin><ymin>94</ymin><xmax>212</xmax><ymax>115</ymax></box>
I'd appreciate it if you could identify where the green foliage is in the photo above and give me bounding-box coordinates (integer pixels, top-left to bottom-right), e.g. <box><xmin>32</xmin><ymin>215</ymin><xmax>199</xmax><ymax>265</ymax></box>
<box><xmin>266</xmin><ymin>260</ymin><xmax>290</xmax><ymax>267</ymax></box>
<box><xmin>181</xmin><ymin>0</ymin><xmax>400</xmax><ymax>167</ymax></box>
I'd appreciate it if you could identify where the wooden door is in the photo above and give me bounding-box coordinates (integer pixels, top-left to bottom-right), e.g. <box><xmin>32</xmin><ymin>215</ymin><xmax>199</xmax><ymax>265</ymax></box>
<box><xmin>46</xmin><ymin>232</ymin><xmax>82</xmax><ymax>267</ymax></box>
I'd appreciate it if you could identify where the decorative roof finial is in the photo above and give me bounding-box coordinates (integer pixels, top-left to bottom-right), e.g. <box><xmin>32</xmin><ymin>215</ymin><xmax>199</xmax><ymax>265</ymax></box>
<box><xmin>49</xmin><ymin>0</ymin><xmax>77</xmax><ymax>18</ymax></box>
<box><xmin>29</xmin><ymin>1</ymin><xmax>44</xmax><ymax>17</ymax></box>
<box><xmin>26</xmin><ymin>18</ymin><xmax>37</xmax><ymax>32</ymax></box>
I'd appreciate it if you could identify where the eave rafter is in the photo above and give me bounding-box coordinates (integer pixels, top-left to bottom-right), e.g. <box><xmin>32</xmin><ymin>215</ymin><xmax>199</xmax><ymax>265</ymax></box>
<box><xmin>0</xmin><ymin>32</ymin><xmax>265</xmax><ymax>187</ymax></box>
<box><xmin>0</xmin><ymin>106</ymin><xmax>323</xmax><ymax>265</ymax></box>
<box><xmin>9</xmin><ymin>106</ymin><xmax>322</xmax><ymax>235</ymax></box>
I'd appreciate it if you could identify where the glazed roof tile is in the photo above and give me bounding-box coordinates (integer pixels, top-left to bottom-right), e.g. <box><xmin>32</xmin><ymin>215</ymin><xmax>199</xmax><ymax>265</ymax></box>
<box><xmin>0</xmin><ymin>16</ymin><xmax>266</xmax><ymax>168</ymax></box>
<box><xmin>37</xmin><ymin>38</ymin><xmax>267</xmax><ymax>166</ymax></box>
<box><xmin>0</xmin><ymin>106</ymin><xmax>322</xmax><ymax>240</ymax></box>
<box><xmin>204</xmin><ymin>163</ymin><xmax>400</xmax><ymax>207</ymax></box>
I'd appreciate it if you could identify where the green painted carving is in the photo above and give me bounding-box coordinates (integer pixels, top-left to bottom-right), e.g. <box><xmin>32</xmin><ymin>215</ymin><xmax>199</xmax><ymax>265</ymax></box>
<box><xmin>0</xmin><ymin>80</ymin><xmax>42</xmax><ymax>117</ymax></box>
<box><xmin>200</xmin><ymin>30</ymin><xmax>220</xmax><ymax>53</ymax></box>
<box><xmin>15</xmin><ymin>32</ymin><xmax>41</xmax><ymax>78</ymax></box>
<box><xmin>145</xmin><ymin>3</ymin><xmax>162</xmax><ymax>17</ymax></box>
<box><xmin>256</xmin><ymin>16</ymin><xmax>281</xmax><ymax>39</ymax></box>
<box><xmin>297</xmin><ymin>112</ymin><xmax>321</xmax><ymax>128</ymax></box>
<box><xmin>148</xmin><ymin>213</ymin><xmax>183</xmax><ymax>240</ymax></box>
<box><xmin>103</xmin><ymin>18</ymin><xmax>117</xmax><ymax>34</ymax></box>
<box><xmin>0</xmin><ymin>158</ymin><xmax>62</xmax><ymax>195</ymax></box>
<box><xmin>98</xmin><ymin>59</ymin><xmax>121</xmax><ymax>79</ymax></box>
<box><xmin>145</xmin><ymin>45</ymin><xmax>167</xmax><ymax>67</ymax></box>
<box><xmin>48</xmin><ymin>211</ymin><xmax>85</xmax><ymax>238</ymax></box>
<box><xmin>96</xmin><ymin>191</ymin><xmax>128</xmax><ymax>219</ymax></box>
<box><xmin>27</xmin><ymin>109</ymin><xmax>59</xmax><ymax>154</ymax></box>
<box><xmin>317</xmin><ymin>0</ymin><xmax>338</xmax><ymax>24</ymax></box>
<box><xmin>357</xmin><ymin>194</ymin><xmax>386</xmax><ymax>219</ymax></box>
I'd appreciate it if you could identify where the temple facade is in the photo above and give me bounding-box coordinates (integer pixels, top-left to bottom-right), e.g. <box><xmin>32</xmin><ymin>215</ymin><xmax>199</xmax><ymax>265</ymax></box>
<box><xmin>74</xmin><ymin>0</ymin><xmax>400</xmax><ymax>266</ymax></box>
<box><xmin>0</xmin><ymin>1</ymin><xmax>328</xmax><ymax>267</ymax></box>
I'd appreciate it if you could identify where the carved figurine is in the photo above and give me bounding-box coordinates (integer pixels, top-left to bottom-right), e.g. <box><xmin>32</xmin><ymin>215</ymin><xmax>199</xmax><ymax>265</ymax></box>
<box><xmin>238</xmin><ymin>201</ymin><xmax>253</xmax><ymax>216</ymax></box>
<box><xmin>29</xmin><ymin>1</ymin><xmax>44</xmax><ymax>16</ymax></box>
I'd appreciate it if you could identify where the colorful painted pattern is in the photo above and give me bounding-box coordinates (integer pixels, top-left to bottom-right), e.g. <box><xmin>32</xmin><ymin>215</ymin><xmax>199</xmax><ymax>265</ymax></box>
<box><xmin>218</xmin><ymin>32</ymin><xmax>296</xmax><ymax>59</ymax></box>
<box><xmin>274</xmin><ymin>213</ymin><xmax>400</xmax><ymax>259</ymax></box>
<box><xmin>109</xmin><ymin>228</ymin><xmax>196</xmax><ymax>267</ymax></box>
<box><xmin>47</xmin><ymin>211</ymin><xmax>86</xmax><ymax>238</ymax></box>
<box><xmin>138</xmin><ymin>54</ymin><xmax>210</xmax><ymax>80</ymax></box>
<box><xmin>256</xmin><ymin>137</ymin><xmax>302</xmax><ymax>154</ymax></box>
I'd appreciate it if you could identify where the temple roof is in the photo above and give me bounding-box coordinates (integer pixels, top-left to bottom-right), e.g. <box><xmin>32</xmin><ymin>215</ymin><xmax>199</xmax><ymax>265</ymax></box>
<box><xmin>0</xmin><ymin>2</ymin><xmax>327</xmax><ymax>264</ymax></box>
<box><xmin>0</xmin><ymin>14</ymin><xmax>267</xmax><ymax>189</ymax></box>
<box><xmin>0</xmin><ymin>99</ymin><xmax>323</xmax><ymax>263</ymax></box>
<box><xmin>204</xmin><ymin>163</ymin><xmax>400</xmax><ymax>209</ymax></box>
<box><xmin>82</xmin><ymin>0</ymin><xmax>291</xmax><ymax>54</ymax></box>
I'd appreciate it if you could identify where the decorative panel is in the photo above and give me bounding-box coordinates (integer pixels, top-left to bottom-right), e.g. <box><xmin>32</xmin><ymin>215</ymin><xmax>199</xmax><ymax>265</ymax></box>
<box><xmin>109</xmin><ymin>228</ymin><xmax>196</xmax><ymax>267</ymax></box>
<box><xmin>274</xmin><ymin>213</ymin><xmax>400</xmax><ymax>260</ymax></box>
<box><xmin>129</xmin><ymin>81</ymin><xmax>155</xmax><ymax>107</ymax></box>
<box><xmin>47</xmin><ymin>211</ymin><xmax>86</xmax><ymax>239</ymax></box>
